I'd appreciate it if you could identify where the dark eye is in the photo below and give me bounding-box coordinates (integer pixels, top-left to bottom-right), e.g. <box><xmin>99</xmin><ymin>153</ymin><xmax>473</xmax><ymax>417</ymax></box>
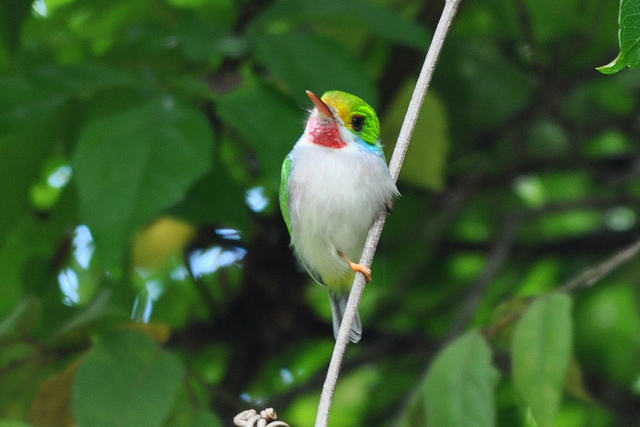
<box><xmin>351</xmin><ymin>115</ymin><xmax>365</xmax><ymax>132</ymax></box>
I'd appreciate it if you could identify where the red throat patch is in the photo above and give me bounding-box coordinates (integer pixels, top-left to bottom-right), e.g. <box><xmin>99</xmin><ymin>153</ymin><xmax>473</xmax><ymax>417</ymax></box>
<box><xmin>307</xmin><ymin>116</ymin><xmax>346</xmax><ymax>148</ymax></box>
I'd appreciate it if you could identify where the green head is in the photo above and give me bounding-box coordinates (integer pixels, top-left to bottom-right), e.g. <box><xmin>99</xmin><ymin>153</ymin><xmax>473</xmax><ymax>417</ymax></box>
<box><xmin>319</xmin><ymin>91</ymin><xmax>380</xmax><ymax>146</ymax></box>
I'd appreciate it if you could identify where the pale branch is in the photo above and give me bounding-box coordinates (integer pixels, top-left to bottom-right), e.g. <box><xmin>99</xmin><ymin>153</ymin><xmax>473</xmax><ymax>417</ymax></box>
<box><xmin>560</xmin><ymin>237</ymin><xmax>640</xmax><ymax>292</ymax></box>
<box><xmin>484</xmin><ymin>236</ymin><xmax>640</xmax><ymax>340</ymax></box>
<box><xmin>314</xmin><ymin>1</ymin><xmax>464</xmax><ymax>425</ymax></box>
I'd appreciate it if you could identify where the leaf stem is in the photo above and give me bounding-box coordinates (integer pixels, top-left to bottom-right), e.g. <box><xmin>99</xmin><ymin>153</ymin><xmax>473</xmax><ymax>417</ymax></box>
<box><xmin>314</xmin><ymin>1</ymin><xmax>463</xmax><ymax>425</ymax></box>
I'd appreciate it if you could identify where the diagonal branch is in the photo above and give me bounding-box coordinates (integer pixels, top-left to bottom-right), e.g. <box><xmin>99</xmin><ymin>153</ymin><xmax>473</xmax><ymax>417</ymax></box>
<box><xmin>560</xmin><ymin>237</ymin><xmax>640</xmax><ymax>292</ymax></box>
<box><xmin>314</xmin><ymin>1</ymin><xmax>464</xmax><ymax>425</ymax></box>
<box><xmin>484</xmin><ymin>236</ymin><xmax>640</xmax><ymax>340</ymax></box>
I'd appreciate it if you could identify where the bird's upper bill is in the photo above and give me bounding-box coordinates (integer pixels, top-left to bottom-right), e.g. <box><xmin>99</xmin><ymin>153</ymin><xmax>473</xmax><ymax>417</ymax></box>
<box><xmin>305</xmin><ymin>90</ymin><xmax>346</xmax><ymax>148</ymax></box>
<box><xmin>306</xmin><ymin>90</ymin><xmax>335</xmax><ymax>120</ymax></box>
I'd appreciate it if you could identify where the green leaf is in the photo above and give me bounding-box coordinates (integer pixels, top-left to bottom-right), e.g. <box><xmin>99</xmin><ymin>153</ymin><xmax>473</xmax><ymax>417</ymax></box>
<box><xmin>426</xmin><ymin>331</ymin><xmax>499</xmax><ymax>427</ymax></box>
<box><xmin>598</xmin><ymin>0</ymin><xmax>640</xmax><ymax>74</ymax></box>
<box><xmin>49</xmin><ymin>292</ymin><xmax>121</xmax><ymax>347</ymax></box>
<box><xmin>382</xmin><ymin>79</ymin><xmax>449</xmax><ymax>191</ymax></box>
<box><xmin>0</xmin><ymin>342</ymin><xmax>41</xmax><ymax>419</ymax></box>
<box><xmin>73</xmin><ymin>329</ymin><xmax>184</xmax><ymax>427</ymax></box>
<box><xmin>175</xmin><ymin>11</ymin><xmax>227</xmax><ymax>63</ymax></box>
<box><xmin>34</xmin><ymin>63</ymin><xmax>137</xmax><ymax>94</ymax></box>
<box><xmin>512</xmin><ymin>293</ymin><xmax>573</xmax><ymax>427</ymax></box>
<box><xmin>397</xmin><ymin>330</ymin><xmax>499</xmax><ymax>427</ymax></box>
<box><xmin>170</xmin><ymin>163</ymin><xmax>251</xmax><ymax>229</ymax></box>
<box><xmin>0</xmin><ymin>299</ymin><xmax>41</xmax><ymax>342</ymax></box>
<box><xmin>434</xmin><ymin>40</ymin><xmax>534</xmax><ymax>133</ymax></box>
<box><xmin>0</xmin><ymin>119</ymin><xmax>69</xmax><ymax>315</ymax></box>
<box><xmin>0</xmin><ymin>119</ymin><xmax>59</xmax><ymax>249</ymax></box>
<box><xmin>253</xmin><ymin>32</ymin><xmax>377</xmax><ymax>107</ymax></box>
<box><xmin>216</xmin><ymin>80</ymin><xmax>302</xmax><ymax>193</ymax></box>
<box><xmin>42</xmin><ymin>0</ymin><xmax>156</xmax><ymax>56</ymax></box>
<box><xmin>574</xmin><ymin>283</ymin><xmax>640</xmax><ymax>388</ymax></box>
<box><xmin>0</xmin><ymin>65</ymin><xmax>137</xmax><ymax>136</ymax></box>
<box><xmin>0</xmin><ymin>0</ymin><xmax>32</xmax><ymax>53</ymax></box>
<box><xmin>0</xmin><ymin>76</ymin><xmax>69</xmax><ymax>135</ymax></box>
<box><xmin>251</xmin><ymin>0</ymin><xmax>429</xmax><ymax>50</ymax></box>
<box><xmin>190</xmin><ymin>410</ymin><xmax>223</xmax><ymax>427</ymax></box>
<box><xmin>0</xmin><ymin>420</ymin><xmax>35</xmax><ymax>427</ymax></box>
<box><xmin>524</xmin><ymin>0</ymin><xmax>595</xmax><ymax>43</ymax></box>
<box><xmin>73</xmin><ymin>96</ymin><xmax>213</xmax><ymax>266</ymax></box>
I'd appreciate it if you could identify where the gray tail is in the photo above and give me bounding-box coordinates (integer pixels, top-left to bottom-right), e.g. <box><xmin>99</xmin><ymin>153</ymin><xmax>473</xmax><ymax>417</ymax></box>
<box><xmin>329</xmin><ymin>293</ymin><xmax>362</xmax><ymax>343</ymax></box>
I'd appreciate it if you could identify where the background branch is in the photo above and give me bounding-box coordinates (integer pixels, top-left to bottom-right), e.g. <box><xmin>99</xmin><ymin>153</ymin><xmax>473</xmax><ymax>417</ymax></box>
<box><xmin>560</xmin><ymin>237</ymin><xmax>640</xmax><ymax>292</ymax></box>
<box><xmin>484</xmin><ymin>236</ymin><xmax>640</xmax><ymax>340</ymax></box>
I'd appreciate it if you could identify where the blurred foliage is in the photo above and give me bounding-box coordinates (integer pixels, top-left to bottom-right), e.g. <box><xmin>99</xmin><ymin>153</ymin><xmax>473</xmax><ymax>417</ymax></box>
<box><xmin>0</xmin><ymin>0</ymin><xmax>639</xmax><ymax>426</ymax></box>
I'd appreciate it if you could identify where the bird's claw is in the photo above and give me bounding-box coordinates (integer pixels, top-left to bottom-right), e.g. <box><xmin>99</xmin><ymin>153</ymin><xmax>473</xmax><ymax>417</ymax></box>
<box><xmin>350</xmin><ymin>262</ymin><xmax>372</xmax><ymax>282</ymax></box>
<box><xmin>339</xmin><ymin>253</ymin><xmax>372</xmax><ymax>282</ymax></box>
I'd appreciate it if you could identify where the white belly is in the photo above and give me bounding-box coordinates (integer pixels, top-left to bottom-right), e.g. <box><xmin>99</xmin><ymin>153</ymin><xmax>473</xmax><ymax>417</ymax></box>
<box><xmin>287</xmin><ymin>139</ymin><xmax>397</xmax><ymax>290</ymax></box>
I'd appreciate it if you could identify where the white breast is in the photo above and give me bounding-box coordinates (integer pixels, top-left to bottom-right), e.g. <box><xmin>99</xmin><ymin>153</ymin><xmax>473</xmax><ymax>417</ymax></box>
<box><xmin>287</xmin><ymin>135</ymin><xmax>397</xmax><ymax>289</ymax></box>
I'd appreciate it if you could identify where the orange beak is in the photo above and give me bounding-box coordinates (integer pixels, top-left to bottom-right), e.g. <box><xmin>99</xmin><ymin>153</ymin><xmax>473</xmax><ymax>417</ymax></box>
<box><xmin>306</xmin><ymin>90</ymin><xmax>335</xmax><ymax>119</ymax></box>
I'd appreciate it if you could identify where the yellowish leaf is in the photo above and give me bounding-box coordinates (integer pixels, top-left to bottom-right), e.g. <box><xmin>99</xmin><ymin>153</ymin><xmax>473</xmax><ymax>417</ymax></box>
<box><xmin>120</xmin><ymin>321</ymin><xmax>171</xmax><ymax>344</ymax></box>
<box><xmin>383</xmin><ymin>79</ymin><xmax>449</xmax><ymax>191</ymax></box>
<box><xmin>27</xmin><ymin>359</ymin><xmax>81</xmax><ymax>427</ymax></box>
<box><xmin>132</xmin><ymin>217</ymin><xmax>196</xmax><ymax>270</ymax></box>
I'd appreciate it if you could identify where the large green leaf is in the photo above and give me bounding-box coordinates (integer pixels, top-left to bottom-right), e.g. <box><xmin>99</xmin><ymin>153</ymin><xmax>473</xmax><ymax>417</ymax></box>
<box><xmin>397</xmin><ymin>330</ymin><xmax>499</xmax><ymax>427</ymax></box>
<box><xmin>73</xmin><ymin>329</ymin><xmax>184</xmax><ymax>427</ymax></box>
<box><xmin>0</xmin><ymin>72</ymin><xmax>78</xmax><ymax>269</ymax></box>
<box><xmin>598</xmin><ymin>0</ymin><xmax>640</xmax><ymax>74</ymax></box>
<box><xmin>34</xmin><ymin>63</ymin><xmax>137</xmax><ymax>94</ymax></box>
<box><xmin>190</xmin><ymin>410</ymin><xmax>223</xmax><ymax>427</ymax></box>
<box><xmin>0</xmin><ymin>0</ymin><xmax>31</xmax><ymax>53</ymax></box>
<box><xmin>250</xmin><ymin>0</ymin><xmax>429</xmax><ymax>50</ymax></box>
<box><xmin>73</xmin><ymin>96</ymin><xmax>213</xmax><ymax>266</ymax></box>
<box><xmin>49</xmin><ymin>292</ymin><xmax>120</xmax><ymax>347</ymax></box>
<box><xmin>253</xmin><ymin>32</ymin><xmax>377</xmax><ymax>107</ymax></box>
<box><xmin>0</xmin><ymin>128</ymin><xmax>56</xmax><ymax>247</ymax></box>
<box><xmin>174</xmin><ymin>11</ymin><xmax>227</xmax><ymax>64</ymax></box>
<box><xmin>382</xmin><ymin>79</ymin><xmax>449</xmax><ymax>191</ymax></box>
<box><xmin>0</xmin><ymin>300</ymin><xmax>40</xmax><ymax>342</ymax></box>
<box><xmin>216</xmin><ymin>80</ymin><xmax>302</xmax><ymax>193</ymax></box>
<box><xmin>434</xmin><ymin>40</ymin><xmax>534</xmax><ymax>133</ymax></box>
<box><xmin>170</xmin><ymin>162</ymin><xmax>251</xmax><ymax>229</ymax></box>
<box><xmin>524</xmin><ymin>0</ymin><xmax>596</xmax><ymax>43</ymax></box>
<box><xmin>0</xmin><ymin>76</ymin><xmax>69</xmax><ymax>135</ymax></box>
<box><xmin>574</xmin><ymin>283</ymin><xmax>640</xmax><ymax>388</ymax></box>
<box><xmin>45</xmin><ymin>0</ymin><xmax>156</xmax><ymax>55</ymax></box>
<box><xmin>0</xmin><ymin>110</ymin><xmax>70</xmax><ymax>314</ymax></box>
<box><xmin>0</xmin><ymin>420</ymin><xmax>34</xmax><ymax>427</ymax></box>
<box><xmin>512</xmin><ymin>293</ymin><xmax>573</xmax><ymax>427</ymax></box>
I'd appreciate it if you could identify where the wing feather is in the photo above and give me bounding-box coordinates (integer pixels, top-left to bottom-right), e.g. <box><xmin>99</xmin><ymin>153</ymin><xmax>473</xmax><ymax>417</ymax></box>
<box><xmin>279</xmin><ymin>152</ymin><xmax>327</xmax><ymax>286</ymax></box>
<box><xmin>279</xmin><ymin>152</ymin><xmax>294</xmax><ymax>236</ymax></box>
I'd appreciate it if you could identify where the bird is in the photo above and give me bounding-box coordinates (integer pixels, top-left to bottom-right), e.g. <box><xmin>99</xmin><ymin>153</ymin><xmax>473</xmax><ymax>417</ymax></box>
<box><xmin>279</xmin><ymin>90</ymin><xmax>398</xmax><ymax>343</ymax></box>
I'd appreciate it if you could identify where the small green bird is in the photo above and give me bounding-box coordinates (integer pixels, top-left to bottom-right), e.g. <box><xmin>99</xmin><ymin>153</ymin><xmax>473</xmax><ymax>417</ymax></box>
<box><xmin>279</xmin><ymin>90</ymin><xmax>398</xmax><ymax>342</ymax></box>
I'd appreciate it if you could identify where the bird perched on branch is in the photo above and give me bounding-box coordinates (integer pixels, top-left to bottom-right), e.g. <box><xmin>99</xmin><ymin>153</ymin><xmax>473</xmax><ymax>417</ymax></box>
<box><xmin>279</xmin><ymin>90</ymin><xmax>398</xmax><ymax>342</ymax></box>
